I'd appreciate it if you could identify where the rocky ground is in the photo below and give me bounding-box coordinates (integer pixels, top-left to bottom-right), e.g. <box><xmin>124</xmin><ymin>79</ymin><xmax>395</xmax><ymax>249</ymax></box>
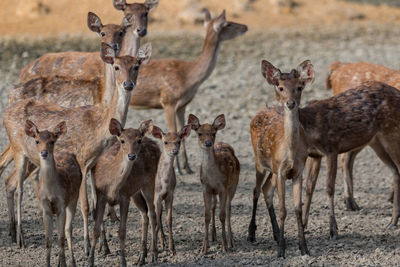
<box><xmin>0</xmin><ymin>24</ymin><xmax>400</xmax><ymax>266</ymax></box>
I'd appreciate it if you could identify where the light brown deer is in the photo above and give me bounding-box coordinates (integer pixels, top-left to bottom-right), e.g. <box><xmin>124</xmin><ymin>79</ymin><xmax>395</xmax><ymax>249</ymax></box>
<box><xmin>25</xmin><ymin>120</ymin><xmax>81</xmax><ymax>267</ymax></box>
<box><xmin>89</xmin><ymin>119</ymin><xmax>160</xmax><ymax>266</ymax></box>
<box><xmin>151</xmin><ymin>124</ymin><xmax>191</xmax><ymax>256</ymax></box>
<box><xmin>130</xmin><ymin>9</ymin><xmax>247</xmax><ymax>174</ymax></box>
<box><xmin>187</xmin><ymin>114</ymin><xmax>240</xmax><ymax>254</ymax></box>
<box><xmin>325</xmin><ymin>61</ymin><xmax>400</xmax><ymax>209</ymax></box>
<box><xmin>3</xmin><ymin>42</ymin><xmax>151</xmax><ymax>252</ymax></box>
<box><xmin>248</xmin><ymin>60</ymin><xmax>312</xmax><ymax>257</ymax></box>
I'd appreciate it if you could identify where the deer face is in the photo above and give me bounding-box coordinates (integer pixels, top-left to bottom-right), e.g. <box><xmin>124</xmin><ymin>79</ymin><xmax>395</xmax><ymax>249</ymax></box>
<box><xmin>109</xmin><ymin>119</ymin><xmax>153</xmax><ymax>162</ymax></box>
<box><xmin>113</xmin><ymin>0</ymin><xmax>159</xmax><ymax>37</ymax></box>
<box><xmin>100</xmin><ymin>42</ymin><xmax>152</xmax><ymax>91</ymax></box>
<box><xmin>152</xmin><ymin>125</ymin><xmax>191</xmax><ymax>157</ymax></box>
<box><xmin>25</xmin><ymin>121</ymin><xmax>67</xmax><ymax>160</ymax></box>
<box><xmin>261</xmin><ymin>60</ymin><xmax>314</xmax><ymax>110</ymax></box>
<box><xmin>203</xmin><ymin>10</ymin><xmax>248</xmax><ymax>42</ymax></box>
<box><xmin>188</xmin><ymin>114</ymin><xmax>225</xmax><ymax>150</ymax></box>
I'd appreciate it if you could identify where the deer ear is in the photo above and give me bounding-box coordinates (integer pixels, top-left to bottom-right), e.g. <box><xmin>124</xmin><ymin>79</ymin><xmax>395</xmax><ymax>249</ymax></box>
<box><xmin>109</xmin><ymin>118</ymin><xmax>123</xmax><ymax>136</ymax></box>
<box><xmin>138</xmin><ymin>119</ymin><xmax>153</xmax><ymax>136</ymax></box>
<box><xmin>261</xmin><ymin>60</ymin><xmax>281</xmax><ymax>86</ymax></box>
<box><xmin>203</xmin><ymin>9</ymin><xmax>212</xmax><ymax>28</ymax></box>
<box><xmin>145</xmin><ymin>0</ymin><xmax>159</xmax><ymax>12</ymax></box>
<box><xmin>25</xmin><ymin>120</ymin><xmax>38</xmax><ymax>138</ymax></box>
<box><xmin>213</xmin><ymin>10</ymin><xmax>227</xmax><ymax>32</ymax></box>
<box><xmin>188</xmin><ymin>114</ymin><xmax>200</xmax><ymax>131</ymax></box>
<box><xmin>137</xmin><ymin>43</ymin><xmax>152</xmax><ymax>64</ymax></box>
<box><xmin>297</xmin><ymin>60</ymin><xmax>314</xmax><ymax>85</ymax></box>
<box><xmin>152</xmin><ymin>125</ymin><xmax>164</xmax><ymax>139</ymax></box>
<box><xmin>87</xmin><ymin>12</ymin><xmax>103</xmax><ymax>33</ymax></box>
<box><xmin>113</xmin><ymin>0</ymin><xmax>127</xmax><ymax>10</ymax></box>
<box><xmin>54</xmin><ymin>121</ymin><xmax>67</xmax><ymax>139</ymax></box>
<box><xmin>179</xmin><ymin>125</ymin><xmax>191</xmax><ymax>139</ymax></box>
<box><xmin>213</xmin><ymin>114</ymin><xmax>226</xmax><ymax>131</ymax></box>
<box><xmin>100</xmin><ymin>43</ymin><xmax>115</xmax><ymax>65</ymax></box>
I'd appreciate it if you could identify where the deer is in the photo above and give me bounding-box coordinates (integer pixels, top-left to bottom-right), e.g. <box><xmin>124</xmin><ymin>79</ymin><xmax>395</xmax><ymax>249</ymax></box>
<box><xmin>89</xmin><ymin>118</ymin><xmax>160</xmax><ymax>266</ymax></box>
<box><xmin>3</xmin><ymin>42</ymin><xmax>151</xmax><ymax>253</ymax></box>
<box><xmin>25</xmin><ymin>120</ymin><xmax>81</xmax><ymax>267</ymax></box>
<box><xmin>129</xmin><ymin>9</ymin><xmax>247</xmax><ymax>174</ymax></box>
<box><xmin>248</xmin><ymin>60</ymin><xmax>312</xmax><ymax>257</ymax></box>
<box><xmin>151</xmin><ymin>124</ymin><xmax>191</xmax><ymax>256</ymax></box>
<box><xmin>325</xmin><ymin>61</ymin><xmax>400</xmax><ymax>209</ymax></box>
<box><xmin>187</xmin><ymin>114</ymin><xmax>240</xmax><ymax>254</ymax></box>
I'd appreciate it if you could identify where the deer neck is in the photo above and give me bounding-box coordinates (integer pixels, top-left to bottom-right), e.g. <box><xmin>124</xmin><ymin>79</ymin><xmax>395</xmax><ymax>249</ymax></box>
<box><xmin>201</xmin><ymin>146</ymin><xmax>218</xmax><ymax>173</ymax></box>
<box><xmin>121</xmin><ymin>30</ymin><xmax>140</xmax><ymax>57</ymax></box>
<box><xmin>283</xmin><ymin>106</ymin><xmax>300</xmax><ymax>160</ymax></box>
<box><xmin>187</xmin><ymin>33</ymin><xmax>221</xmax><ymax>87</ymax></box>
<box><xmin>105</xmin><ymin>83</ymin><xmax>132</xmax><ymax>130</ymax></box>
<box><xmin>157</xmin><ymin>151</ymin><xmax>175</xmax><ymax>178</ymax></box>
<box><xmin>102</xmin><ymin>63</ymin><xmax>116</xmax><ymax>106</ymax></box>
<box><xmin>39</xmin><ymin>155</ymin><xmax>59</xmax><ymax>190</ymax></box>
<box><xmin>115</xmin><ymin>152</ymin><xmax>135</xmax><ymax>189</ymax></box>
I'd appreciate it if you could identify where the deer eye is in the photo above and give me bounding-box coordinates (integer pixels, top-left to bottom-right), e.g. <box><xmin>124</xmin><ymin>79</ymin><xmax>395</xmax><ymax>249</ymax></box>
<box><xmin>134</xmin><ymin>65</ymin><xmax>139</xmax><ymax>71</ymax></box>
<box><xmin>114</xmin><ymin>66</ymin><xmax>120</xmax><ymax>71</ymax></box>
<box><xmin>121</xmin><ymin>140</ymin><xmax>125</xmax><ymax>144</ymax></box>
<box><xmin>278</xmin><ymin>87</ymin><xmax>284</xmax><ymax>92</ymax></box>
<box><xmin>35</xmin><ymin>140</ymin><xmax>39</xmax><ymax>144</ymax></box>
<box><xmin>164</xmin><ymin>141</ymin><xmax>168</xmax><ymax>145</ymax></box>
<box><xmin>198</xmin><ymin>133</ymin><xmax>202</xmax><ymax>137</ymax></box>
<box><xmin>212</xmin><ymin>133</ymin><xmax>216</xmax><ymax>137</ymax></box>
<box><xmin>100</xmin><ymin>32</ymin><xmax>105</xmax><ymax>37</ymax></box>
<box><xmin>50</xmin><ymin>141</ymin><xmax>55</xmax><ymax>145</ymax></box>
<box><xmin>297</xmin><ymin>86</ymin><xmax>303</xmax><ymax>91</ymax></box>
<box><xmin>137</xmin><ymin>139</ymin><xmax>142</xmax><ymax>144</ymax></box>
<box><xmin>119</xmin><ymin>31</ymin><xmax>124</xmax><ymax>37</ymax></box>
<box><xmin>144</xmin><ymin>12</ymin><xmax>148</xmax><ymax>17</ymax></box>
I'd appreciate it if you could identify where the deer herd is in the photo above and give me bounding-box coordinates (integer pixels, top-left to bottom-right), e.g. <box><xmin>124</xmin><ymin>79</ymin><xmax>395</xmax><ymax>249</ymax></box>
<box><xmin>1</xmin><ymin>0</ymin><xmax>399</xmax><ymax>266</ymax></box>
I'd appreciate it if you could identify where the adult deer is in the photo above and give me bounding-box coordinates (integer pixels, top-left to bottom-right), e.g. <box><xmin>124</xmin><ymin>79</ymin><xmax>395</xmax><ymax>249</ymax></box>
<box><xmin>248</xmin><ymin>60</ymin><xmax>312</xmax><ymax>257</ymax></box>
<box><xmin>3</xmin><ymin>42</ymin><xmax>151</xmax><ymax>253</ymax></box>
<box><xmin>130</xmin><ymin>9</ymin><xmax>247</xmax><ymax>174</ymax></box>
<box><xmin>25</xmin><ymin>120</ymin><xmax>81</xmax><ymax>267</ymax></box>
<box><xmin>326</xmin><ymin>61</ymin><xmax>400</xmax><ymax>209</ymax></box>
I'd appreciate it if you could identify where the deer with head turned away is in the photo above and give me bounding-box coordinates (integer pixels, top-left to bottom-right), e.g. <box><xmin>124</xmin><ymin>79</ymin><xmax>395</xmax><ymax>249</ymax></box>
<box><xmin>151</xmin><ymin>124</ymin><xmax>191</xmax><ymax>256</ymax></box>
<box><xmin>248</xmin><ymin>60</ymin><xmax>312</xmax><ymax>257</ymax></box>
<box><xmin>188</xmin><ymin>114</ymin><xmax>240</xmax><ymax>254</ymax></box>
<box><xmin>25</xmin><ymin>120</ymin><xmax>81</xmax><ymax>267</ymax></box>
<box><xmin>89</xmin><ymin>118</ymin><xmax>160</xmax><ymax>266</ymax></box>
<box><xmin>3</xmin><ymin>42</ymin><xmax>151</xmax><ymax>252</ymax></box>
<box><xmin>130</xmin><ymin>9</ymin><xmax>247</xmax><ymax>174</ymax></box>
<box><xmin>325</xmin><ymin>61</ymin><xmax>400</xmax><ymax>209</ymax></box>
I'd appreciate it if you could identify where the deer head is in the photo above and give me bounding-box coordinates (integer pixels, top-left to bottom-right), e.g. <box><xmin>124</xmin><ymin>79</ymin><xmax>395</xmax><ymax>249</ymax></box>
<box><xmin>152</xmin><ymin>125</ymin><xmax>191</xmax><ymax>157</ymax></box>
<box><xmin>188</xmin><ymin>114</ymin><xmax>225</xmax><ymax>150</ymax></box>
<box><xmin>261</xmin><ymin>60</ymin><xmax>314</xmax><ymax>110</ymax></box>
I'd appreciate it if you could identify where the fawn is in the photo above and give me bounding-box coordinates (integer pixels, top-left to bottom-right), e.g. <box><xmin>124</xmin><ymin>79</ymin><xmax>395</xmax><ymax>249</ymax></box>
<box><xmin>89</xmin><ymin>118</ymin><xmax>160</xmax><ymax>266</ymax></box>
<box><xmin>25</xmin><ymin>120</ymin><xmax>82</xmax><ymax>267</ymax></box>
<box><xmin>151</xmin><ymin>124</ymin><xmax>192</xmax><ymax>256</ymax></box>
<box><xmin>188</xmin><ymin>114</ymin><xmax>240</xmax><ymax>254</ymax></box>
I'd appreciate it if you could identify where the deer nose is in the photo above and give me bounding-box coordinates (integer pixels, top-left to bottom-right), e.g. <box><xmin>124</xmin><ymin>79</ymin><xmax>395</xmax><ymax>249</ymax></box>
<box><xmin>123</xmin><ymin>80</ymin><xmax>135</xmax><ymax>91</ymax></box>
<box><xmin>128</xmin><ymin>153</ymin><xmax>137</xmax><ymax>161</ymax></box>
<box><xmin>205</xmin><ymin>141</ymin><xmax>212</xmax><ymax>147</ymax></box>
<box><xmin>286</xmin><ymin>100</ymin><xmax>296</xmax><ymax>110</ymax></box>
<box><xmin>40</xmin><ymin>150</ymin><xmax>49</xmax><ymax>159</ymax></box>
<box><xmin>136</xmin><ymin>27</ymin><xmax>147</xmax><ymax>37</ymax></box>
<box><xmin>172</xmin><ymin>149</ymin><xmax>179</xmax><ymax>155</ymax></box>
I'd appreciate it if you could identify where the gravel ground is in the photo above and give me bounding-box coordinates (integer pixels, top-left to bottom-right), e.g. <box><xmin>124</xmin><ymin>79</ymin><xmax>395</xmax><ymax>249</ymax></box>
<box><xmin>1</xmin><ymin>24</ymin><xmax>400</xmax><ymax>266</ymax></box>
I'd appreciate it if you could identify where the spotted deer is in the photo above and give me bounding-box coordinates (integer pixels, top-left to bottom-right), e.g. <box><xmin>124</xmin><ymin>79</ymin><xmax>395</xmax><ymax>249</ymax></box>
<box><xmin>89</xmin><ymin>119</ymin><xmax>160</xmax><ymax>266</ymax></box>
<box><xmin>25</xmin><ymin>120</ymin><xmax>81</xmax><ymax>267</ymax></box>
<box><xmin>129</xmin><ymin>9</ymin><xmax>247</xmax><ymax>174</ymax></box>
<box><xmin>151</xmin><ymin>124</ymin><xmax>191</xmax><ymax>256</ymax></box>
<box><xmin>325</xmin><ymin>61</ymin><xmax>400</xmax><ymax>209</ymax></box>
<box><xmin>248</xmin><ymin>60</ymin><xmax>312</xmax><ymax>257</ymax></box>
<box><xmin>188</xmin><ymin>114</ymin><xmax>240</xmax><ymax>254</ymax></box>
<box><xmin>3</xmin><ymin>42</ymin><xmax>151</xmax><ymax>252</ymax></box>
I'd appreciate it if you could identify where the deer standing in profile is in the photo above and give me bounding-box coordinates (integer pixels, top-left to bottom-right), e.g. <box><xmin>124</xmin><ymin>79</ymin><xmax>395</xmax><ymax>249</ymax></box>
<box><xmin>151</xmin><ymin>124</ymin><xmax>191</xmax><ymax>256</ymax></box>
<box><xmin>325</xmin><ymin>61</ymin><xmax>400</xmax><ymax>209</ymax></box>
<box><xmin>25</xmin><ymin>120</ymin><xmax>81</xmax><ymax>267</ymax></box>
<box><xmin>89</xmin><ymin>119</ymin><xmax>160</xmax><ymax>266</ymax></box>
<box><xmin>188</xmin><ymin>114</ymin><xmax>240</xmax><ymax>254</ymax></box>
<box><xmin>248</xmin><ymin>60</ymin><xmax>312</xmax><ymax>257</ymax></box>
<box><xmin>3</xmin><ymin>42</ymin><xmax>151</xmax><ymax>253</ymax></box>
<box><xmin>130</xmin><ymin>9</ymin><xmax>247</xmax><ymax>174</ymax></box>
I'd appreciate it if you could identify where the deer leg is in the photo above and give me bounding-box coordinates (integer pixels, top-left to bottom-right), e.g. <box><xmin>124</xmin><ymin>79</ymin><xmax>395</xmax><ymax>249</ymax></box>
<box><xmin>65</xmin><ymin>201</ymin><xmax>77</xmax><ymax>267</ymax></box>
<box><xmin>293</xmin><ymin>174</ymin><xmax>309</xmax><ymax>255</ymax></box>
<box><xmin>201</xmin><ymin>191</ymin><xmax>212</xmax><ymax>255</ymax></box>
<box><xmin>80</xmin><ymin>168</ymin><xmax>90</xmax><ymax>256</ymax></box>
<box><xmin>302</xmin><ymin>157</ymin><xmax>321</xmax><ymax>228</ymax></box>
<box><xmin>154</xmin><ymin>194</ymin><xmax>165</xmax><ymax>251</ymax></box>
<box><xmin>107</xmin><ymin>205</ymin><xmax>119</xmax><ymax>223</ymax></box>
<box><xmin>218</xmin><ymin>191</ymin><xmax>228</xmax><ymax>253</ymax></box>
<box><xmin>15</xmin><ymin>155</ymin><xmax>28</xmax><ymax>248</ymax></box>
<box><xmin>211</xmin><ymin>194</ymin><xmax>217</xmax><ymax>242</ymax></box>
<box><xmin>43</xmin><ymin>206</ymin><xmax>53</xmax><ymax>267</ymax></box>
<box><xmin>141</xmin><ymin>188</ymin><xmax>158</xmax><ymax>264</ymax></box>
<box><xmin>5</xmin><ymin>170</ymin><xmax>17</xmax><ymax>243</ymax></box>
<box><xmin>166</xmin><ymin>194</ymin><xmax>176</xmax><ymax>256</ymax></box>
<box><xmin>248</xmin><ymin>168</ymin><xmax>268</xmax><ymax>242</ymax></box>
<box><xmin>226</xmin><ymin>195</ymin><xmax>234</xmax><ymax>249</ymax></box>
<box><xmin>0</xmin><ymin>144</ymin><xmax>14</xmax><ymax>177</ymax></box>
<box><xmin>119</xmin><ymin>197</ymin><xmax>130</xmax><ymax>267</ymax></box>
<box><xmin>176</xmin><ymin>106</ymin><xmax>193</xmax><ymax>174</ymax></box>
<box><xmin>89</xmin><ymin>196</ymin><xmax>106</xmax><ymax>267</ymax></box>
<box><xmin>262</xmin><ymin>173</ymin><xmax>280</xmax><ymax>242</ymax></box>
<box><xmin>57</xmin><ymin>208</ymin><xmax>67</xmax><ymax>267</ymax></box>
<box><xmin>132</xmin><ymin>193</ymin><xmax>149</xmax><ymax>265</ymax></box>
<box><xmin>326</xmin><ymin>154</ymin><xmax>339</xmax><ymax>239</ymax></box>
<box><xmin>340</xmin><ymin>149</ymin><xmax>361</xmax><ymax>211</ymax></box>
<box><xmin>100</xmin><ymin>216</ymin><xmax>111</xmax><ymax>256</ymax></box>
<box><xmin>88</xmin><ymin>169</ymin><xmax>97</xmax><ymax>220</ymax></box>
<box><xmin>276</xmin><ymin>173</ymin><xmax>287</xmax><ymax>258</ymax></box>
